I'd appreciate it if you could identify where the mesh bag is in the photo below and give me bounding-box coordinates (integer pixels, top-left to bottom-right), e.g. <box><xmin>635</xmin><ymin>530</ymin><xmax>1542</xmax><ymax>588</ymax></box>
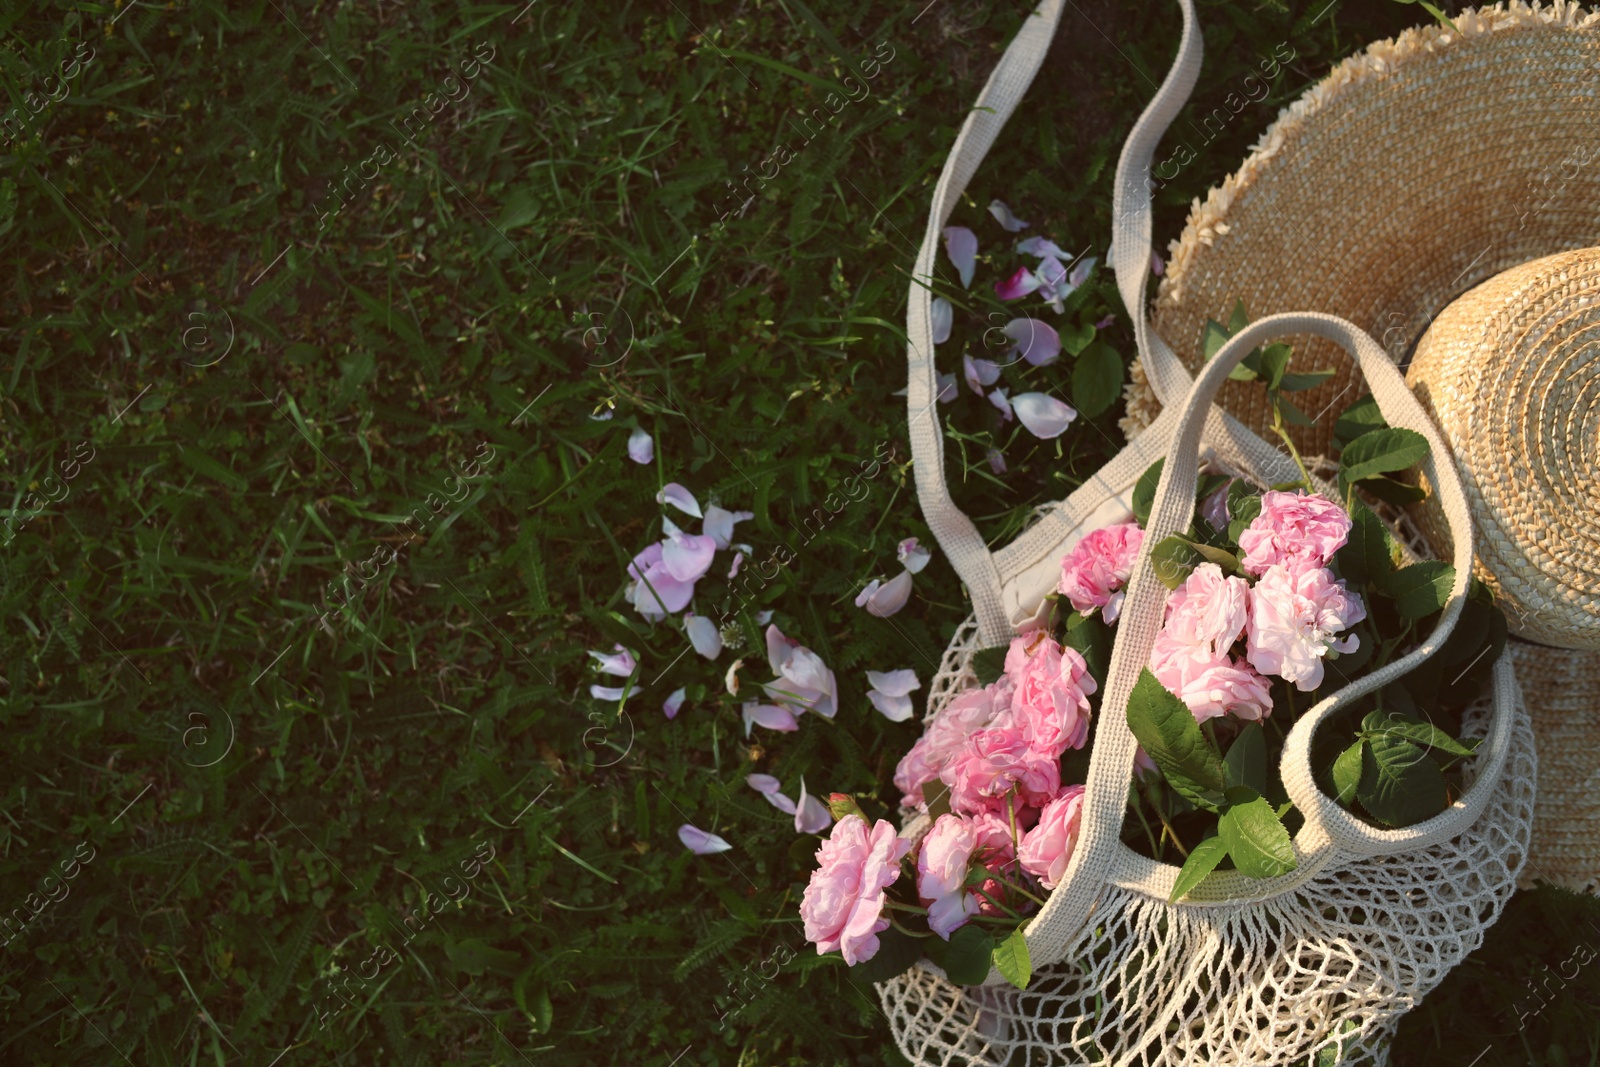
<box><xmin>887</xmin><ymin>2</ymin><xmax>1535</xmax><ymax>1063</ymax></box>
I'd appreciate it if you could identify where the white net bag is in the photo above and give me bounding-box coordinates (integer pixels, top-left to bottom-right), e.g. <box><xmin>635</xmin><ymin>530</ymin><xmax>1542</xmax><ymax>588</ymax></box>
<box><xmin>887</xmin><ymin>2</ymin><xmax>1535</xmax><ymax>1063</ymax></box>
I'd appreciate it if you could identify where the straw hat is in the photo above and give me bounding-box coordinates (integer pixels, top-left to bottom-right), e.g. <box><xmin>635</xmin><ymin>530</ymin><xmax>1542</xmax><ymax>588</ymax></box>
<box><xmin>1120</xmin><ymin>2</ymin><xmax>1600</xmax><ymax>888</ymax></box>
<box><xmin>1128</xmin><ymin>1</ymin><xmax>1600</xmax><ymax>461</ymax></box>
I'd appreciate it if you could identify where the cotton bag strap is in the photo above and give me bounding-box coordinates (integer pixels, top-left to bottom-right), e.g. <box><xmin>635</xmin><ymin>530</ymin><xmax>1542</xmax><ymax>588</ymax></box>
<box><xmin>1010</xmin><ymin>312</ymin><xmax>1512</xmax><ymax>975</ymax></box>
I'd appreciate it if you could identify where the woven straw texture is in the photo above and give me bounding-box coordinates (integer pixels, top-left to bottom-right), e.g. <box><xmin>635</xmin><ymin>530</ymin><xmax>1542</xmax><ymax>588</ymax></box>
<box><xmin>1404</xmin><ymin>247</ymin><xmax>1600</xmax><ymax>650</ymax></box>
<box><xmin>1126</xmin><ymin>2</ymin><xmax>1600</xmax><ymax>458</ymax></box>
<box><xmin>1513</xmin><ymin>639</ymin><xmax>1600</xmax><ymax>894</ymax></box>
<box><xmin>881</xmin><ymin>624</ymin><xmax>1535</xmax><ymax>1066</ymax></box>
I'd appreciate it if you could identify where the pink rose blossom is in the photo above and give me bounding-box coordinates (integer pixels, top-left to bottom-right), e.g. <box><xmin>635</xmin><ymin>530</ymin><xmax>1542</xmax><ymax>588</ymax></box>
<box><xmin>940</xmin><ymin>707</ymin><xmax>1061</xmax><ymax>815</ymax></box>
<box><xmin>917</xmin><ymin>814</ymin><xmax>982</xmax><ymax>939</ymax></box>
<box><xmin>966</xmin><ymin>810</ymin><xmax>1024</xmax><ymax>915</ymax></box>
<box><xmin>1246</xmin><ymin>564</ymin><xmax>1368</xmax><ymax>692</ymax></box>
<box><xmin>1237</xmin><ymin>491</ymin><xmax>1353</xmax><ymax>577</ymax></box>
<box><xmin>1017</xmin><ymin>785</ymin><xmax>1086</xmax><ymax>890</ymax></box>
<box><xmin>1150</xmin><ymin>631</ymin><xmax>1273</xmax><ymax>722</ymax></box>
<box><xmin>1162</xmin><ymin>563</ymin><xmax>1250</xmax><ymax>657</ymax></box>
<box><xmin>1004</xmin><ymin>634</ymin><xmax>1096</xmax><ymax>757</ymax></box>
<box><xmin>893</xmin><ymin>679</ymin><xmax>1013</xmax><ymax>808</ymax></box>
<box><xmin>800</xmin><ymin>815</ymin><xmax>911</xmax><ymax>965</ymax></box>
<box><xmin>1058</xmin><ymin>522</ymin><xmax>1144</xmax><ymax>622</ymax></box>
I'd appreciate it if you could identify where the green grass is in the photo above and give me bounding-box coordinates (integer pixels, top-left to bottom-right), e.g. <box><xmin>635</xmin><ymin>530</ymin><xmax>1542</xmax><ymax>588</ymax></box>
<box><xmin>0</xmin><ymin>0</ymin><xmax>1595</xmax><ymax>1063</ymax></box>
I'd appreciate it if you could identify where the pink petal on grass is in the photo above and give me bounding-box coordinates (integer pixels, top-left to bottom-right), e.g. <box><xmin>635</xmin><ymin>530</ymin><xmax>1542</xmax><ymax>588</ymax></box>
<box><xmin>987</xmin><ymin>199</ymin><xmax>1031</xmax><ymax>232</ymax></box>
<box><xmin>663</xmin><ymin>687</ymin><xmax>687</xmax><ymax>719</ymax></box>
<box><xmin>660</xmin><ymin>520</ymin><xmax>717</xmax><ymax>582</ymax></box>
<box><xmin>656</xmin><ymin>482</ymin><xmax>703</xmax><ymax>518</ymax></box>
<box><xmin>988</xmin><ymin>387</ymin><xmax>1015</xmax><ymax>422</ymax></box>
<box><xmin>685</xmin><ymin>613</ymin><xmax>723</xmax><ymax>660</ymax></box>
<box><xmin>1003</xmin><ymin>318</ymin><xmax>1061</xmax><ymax>367</ymax></box>
<box><xmin>931</xmin><ymin>297</ymin><xmax>952</xmax><ymax>344</ymax></box>
<box><xmin>866</xmin><ymin>668</ymin><xmax>921</xmax><ymax>696</ymax></box>
<box><xmin>742</xmin><ymin>701</ymin><xmax>799</xmax><ymax>737</ymax></box>
<box><xmin>942</xmin><ymin>227</ymin><xmax>978</xmax><ymax>289</ymax></box>
<box><xmin>1012</xmin><ymin>392</ymin><xmax>1078</xmax><ymax>439</ymax></box>
<box><xmin>1016</xmin><ymin>235</ymin><xmax>1070</xmax><ymax>259</ymax></box>
<box><xmin>963</xmin><ymin>353</ymin><xmax>1000</xmax><ymax>395</ymax></box>
<box><xmin>897</xmin><ymin>538</ymin><xmax>932</xmax><ymax>575</ymax></box>
<box><xmin>587</xmin><ymin>644</ymin><xmax>637</xmax><ymax>677</ymax></box>
<box><xmin>995</xmin><ymin>266</ymin><xmax>1042</xmax><ymax>301</ymax></box>
<box><xmin>627</xmin><ymin>428</ymin><xmax>654</xmax><ymax>465</ymax></box>
<box><xmin>591</xmin><ymin>683</ymin><xmax>629</xmax><ymax>701</ymax></box>
<box><xmin>936</xmin><ymin>373</ymin><xmax>958</xmax><ymax>404</ymax></box>
<box><xmin>867</xmin><ymin>690</ymin><xmax>915</xmax><ymax>722</ymax></box>
<box><xmin>678</xmin><ymin>824</ymin><xmax>733</xmax><ymax>855</ymax></box>
<box><xmin>863</xmin><ymin>570</ymin><xmax>914</xmax><ymax>618</ymax></box>
<box><xmin>1151</xmin><ymin>251</ymin><xmax>1165</xmax><ymax>276</ymax></box>
<box><xmin>747</xmin><ymin>773</ymin><xmax>783</xmax><ymax>795</ymax></box>
<box><xmin>1068</xmin><ymin>256</ymin><xmax>1097</xmax><ymax>289</ymax></box>
<box><xmin>702</xmin><ymin>506</ymin><xmax>752</xmax><ymax>549</ymax></box>
<box><xmin>794</xmin><ymin>778</ymin><xmax>833</xmax><ymax>834</ymax></box>
<box><xmin>727</xmin><ymin>551</ymin><xmax>743</xmax><ymax>579</ymax></box>
<box><xmin>988</xmin><ymin>448</ymin><xmax>1008</xmax><ymax>474</ymax></box>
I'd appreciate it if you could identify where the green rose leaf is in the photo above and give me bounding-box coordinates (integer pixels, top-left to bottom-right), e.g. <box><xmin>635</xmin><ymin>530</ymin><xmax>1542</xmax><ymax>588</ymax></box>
<box><xmin>1333</xmin><ymin>393</ymin><xmax>1387</xmax><ymax>449</ymax></box>
<box><xmin>1072</xmin><ymin>341</ymin><xmax>1124</xmax><ymax>419</ymax></box>
<box><xmin>1362</xmin><ymin>712</ymin><xmax>1479</xmax><ymax>758</ymax></box>
<box><xmin>1278</xmin><ymin>367</ymin><xmax>1337</xmax><ymax>393</ymax></box>
<box><xmin>972</xmin><ymin>646</ymin><xmax>1009</xmax><ymax>686</ymax></box>
<box><xmin>1331</xmin><ymin>740</ymin><xmax>1365</xmax><ymax>806</ymax></box>
<box><xmin>1062</xmin><ymin>609</ymin><xmax>1111</xmax><ymax>686</ymax></box>
<box><xmin>1223</xmin><ymin>723</ymin><xmax>1268</xmax><ymax>797</ymax></box>
<box><xmin>1355</xmin><ymin>473</ymin><xmax>1427</xmax><ymax>506</ymax></box>
<box><xmin>991</xmin><ymin>926</ymin><xmax>1031</xmax><ymax>990</ymax></box>
<box><xmin>1169</xmin><ymin>833</ymin><xmax>1229</xmax><ymax>903</ymax></box>
<box><xmin>851</xmin><ymin>925</ymin><xmax>923</xmax><ymax>986</ymax></box>
<box><xmin>1334</xmin><ymin>503</ymin><xmax>1396</xmax><ymax>586</ymax></box>
<box><xmin>1337</xmin><ymin>427</ymin><xmax>1430</xmax><ymax>495</ymax></box>
<box><xmin>1227</xmin><ymin>487</ymin><xmax>1263</xmax><ymax>546</ymax></box>
<box><xmin>1385</xmin><ymin>561</ymin><xmax>1456</xmax><ymax>619</ymax></box>
<box><xmin>1357</xmin><ymin>732</ymin><xmax>1449</xmax><ymax>827</ymax></box>
<box><xmin>1217</xmin><ymin>795</ymin><xmax>1297</xmax><ymax>878</ymax></box>
<box><xmin>1126</xmin><ymin>668</ymin><xmax>1227</xmax><ymax>811</ymax></box>
<box><xmin>1148</xmin><ymin>534</ymin><xmax>1202</xmax><ymax>591</ymax></box>
<box><xmin>939</xmin><ymin>923</ymin><xmax>996</xmax><ymax>986</ymax></box>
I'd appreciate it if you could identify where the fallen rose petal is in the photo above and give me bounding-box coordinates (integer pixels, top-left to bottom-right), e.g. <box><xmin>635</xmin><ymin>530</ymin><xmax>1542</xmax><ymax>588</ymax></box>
<box><xmin>663</xmin><ymin>687</ymin><xmax>687</xmax><ymax>719</ymax></box>
<box><xmin>988</xmin><ymin>448</ymin><xmax>1008</xmax><ymax>474</ymax></box>
<box><xmin>660</xmin><ymin>520</ymin><xmax>717</xmax><ymax>583</ymax></box>
<box><xmin>725</xmin><ymin>658</ymin><xmax>744</xmax><ymax>696</ymax></box>
<box><xmin>854</xmin><ymin>578</ymin><xmax>881</xmax><ymax>608</ymax></box>
<box><xmin>678</xmin><ymin>824</ymin><xmax>733</xmax><ymax>855</ymax></box>
<box><xmin>1003</xmin><ymin>317</ymin><xmax>1061</xmax><ymax>367</ymax></box>
<box><xmin>1095</xmin><ymin>313</ymin><xmax>1116</xmax><ymax>330</ymax></box>
<box><xmin>591</xmin><ymin>683</ymin><xmax>629</xmax><ymax>701</ymax></box>
<box><xmin>727</xmin><ymin>551</ymin><xmax>743</xmax><ymax>579</ymax></box>
<box><xmin>995</xmin><ymin>266</ymin><xmax>1042</xmax><ymax>301</ymax></box>
<box><xmin>931</xmin><ymin>297</ymin><xmax>953</xmax><ymax>345</ymax></box>
<box><xmin>866</xmin><ymin>668</ymin><xmax>921</xmax><ymax>696</ymax></box>
<box><xmin>1151</xmin><ymin>250</ymin><xmax>1165</xmax><ymax>276</ymax></box>
<box><xmin>897</xmin><ymin>538</ymin><xmax>932</xmax><ymax>575</ymax></box>
<box><xmin>1012</xmin><ymin>392</ymin><xmax>1078</xmax><ymax>439</ymax></box>
<box><xmin>589</xmin><ymin>409</ymin><xmax>614</xmax><ymax>421</ymax></box>
<box><xmin>867</xmin><ymin>690</ymin><xmax>915</xmax><ymax>722</ymax></box>
<box><xmin>864</xmin><ymin>570</ymin><xmax>914</xmax><ymax>618</ymax></box>
<box><xmin>656</xmin><ymin>482</ymin><xmax>703</xmax><ymax>518</ymax></box>
<box><xmin>963</xmin><ymin>353</ymin><xmax>1001</xmax><ymax>395</ymax></box>
<box><xmin>742</xmin><ymin>701</ymin><xmax>799</xmax><ymax>737</ymax></box>
<box><xmin>794</xmin><ymin>778</ymin><xmax>833</xmax><ymax>834</ymax></box>
<box><xmin>1016</xmin><ymin>235</ymin><xmax>1069</xmax><ymax>259</ymax></box>
<box><xmin>936</xmin><ymin>372</ymin><xmax>958</xmax><ymax>404</ymax></box>
<box><xmin>685</xmin><ymin>613</ymin><xmax>723</xmax><ymax>660</ymax></box>
<box><xmin>627</xmin><ymin>427</ymin><xmax>653</xmax><ymax>465</ymax></box>
<box><xmin>747</xmin><ymin>774</ymin><xmax>783</xmax><ymax>795</ymax></box>
<box><xmin>987</xmin><ymin>199</ymin><xmax>1031</xmax><ymax>232</ymax></box>
<box><xmin>1068</xmin><ymin>255</ymin><xmax>1097</xmax><ymax>289</ymax></box>
<box><xmin>587</xmin><ymin>644</ymin><xmax>637</xmax><ymax>677</ymax></box>
<box><xmin>943</xmin><ymin>226</ymin><xmax>977</xmax><ymax>289</ymax></box>
<box><xmin>754</xmin><ymin>610</ymin><xmax>774</xmax><ymax>625</ymax></box>
<box><xmin>988</xmin><ymin>387</ymin><xmax>1015</xmax><ymax>422</ymax></box>
<box><xmin>702</xmin><ymin>505</ymin><xmax>753</xmax><ymax>549</ymax></box>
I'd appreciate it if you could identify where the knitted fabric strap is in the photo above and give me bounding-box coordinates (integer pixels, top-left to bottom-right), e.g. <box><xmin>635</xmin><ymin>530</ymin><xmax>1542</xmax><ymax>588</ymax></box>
<box><xmin>905</xmin><ymin>0</ymin><xmax>1066</xmax><ymax>647</ymax></box>
<box><xmin>1015</xmin><ymin>312</ymin><xmax>1508</xmax><ymax>972</ymax></box>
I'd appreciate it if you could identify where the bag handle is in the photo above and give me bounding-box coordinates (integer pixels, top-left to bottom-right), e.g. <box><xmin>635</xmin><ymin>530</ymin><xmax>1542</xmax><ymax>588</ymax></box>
<box><xmin>1012</xmin><ymin>311</ymin><xmax>1496</xmax><ymax>973</ymax></box>
<box><xmin>905</xmin><ymin>0</ymin><xmax>1069</xmax><ymax>647</ymax></box>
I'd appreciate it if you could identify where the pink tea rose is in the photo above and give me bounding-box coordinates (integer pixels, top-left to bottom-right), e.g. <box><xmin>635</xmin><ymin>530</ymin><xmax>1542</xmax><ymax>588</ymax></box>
<box><xmin>1018</xmin><ymin>785</ymin><xmax>1086</xmax><ymax>890</ymax></box>
<box><xmin>940</xmin><ymin>708</ymin><xmax>1061</xmax><ymax>815</ymax></box>
<box><xmin>1004</xmin><ymin>634</ymin><xmax>1097</xmax><ymax>758</ymax></box>
<box><xmin>1162</xmin><ymin>563</ymin><xmax>1250</xmax><ymax>657</ymax></box>
<box><xmin>800</xmin><ymin>815</ymin><xmax>911</xmax><ymax>965</ymax></box>
<box><xmin>1246</xmin><ymin>564</ymin><xmax>1368</xmax><ymax>691</ymax></box>
<box><xmin>1058</xmin><ymin>522</ymin><xmax>1144</xmax><ymax>622</ymax></box>
<box><xmin>893</xmin><ymin>679</ymin><xmax>1013</xmax><ymax>808</ymax></box>
<box><xmin>1238</xmin><ymin>491</ymin><xmax>1353</xmax><ymax>577</ymax></box>
<box><xmin>917</xmin><ymin>815</ymin><xmax>982</xmax><ymax>939</ymax></box>
<box><xmin>1150</xmin><ymin>631</ymin><xmax>1274</xmax><ymax>722</ymax></box>
<box><xmin>966</xmin><ymin>809</ymin><xmax>1025</xmax><ymax>915</ymax></box>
